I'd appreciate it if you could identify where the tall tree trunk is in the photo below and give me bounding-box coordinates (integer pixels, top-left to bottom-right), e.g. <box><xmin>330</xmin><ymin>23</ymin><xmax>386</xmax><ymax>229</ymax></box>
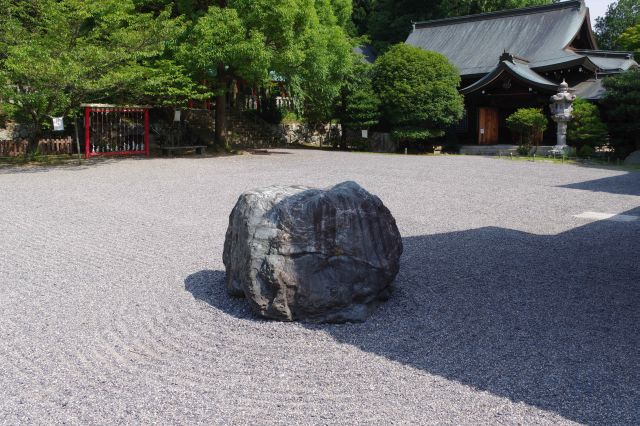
<box><xmin>215</xmin><ymin>0</ymin><xmax>228</xmax><ymax>150</ymax></box>
<box><xmin>215</xmin><ymin>63</ymin><xmax>228</xmax><ymax>150</ymax></box>
<box><xmin>26</xmin><ymin>112</ymin><xmax>42</xmax><ymax>158</ymax></box>
<box><xmin>258</xmin><ymin>86</ymin><xmax>268</xmax><ymax>115</ymax></box>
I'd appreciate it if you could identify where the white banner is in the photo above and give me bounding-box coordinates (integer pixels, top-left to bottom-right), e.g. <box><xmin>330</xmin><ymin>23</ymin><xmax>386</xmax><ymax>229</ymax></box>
<box><xmin>52</xmin><ymin>117</ymin><xmax>64</xmax><ymax>131</ymax></box>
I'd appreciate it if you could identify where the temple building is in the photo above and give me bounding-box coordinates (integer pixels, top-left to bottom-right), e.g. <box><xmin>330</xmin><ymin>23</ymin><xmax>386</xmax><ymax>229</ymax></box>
<box><xmin>406</xmin><ymin>0</ymin><xmax>638</xmax><ymax>145</ymax></box>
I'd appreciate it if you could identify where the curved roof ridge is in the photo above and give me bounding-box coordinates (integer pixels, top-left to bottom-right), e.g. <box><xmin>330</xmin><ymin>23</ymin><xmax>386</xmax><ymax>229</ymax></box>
<box><xmin>460</xmin><ymin>60</ymin><xmax>558</xmax><ymax>95</ymax></box>
<box><xmin>414</xmin><ymin>0</ymin><xmax>583</xmax><ymax>29</ymax></box>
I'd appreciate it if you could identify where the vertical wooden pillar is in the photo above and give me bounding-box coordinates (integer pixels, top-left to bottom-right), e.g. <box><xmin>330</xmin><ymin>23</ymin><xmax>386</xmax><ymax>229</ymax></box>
<box><xmin>84</xmin><ymin>107</ymin><xmax>91</xmax><ymax>159</ymax></box>
<box><xmin>144</xmin><ymin>108</ymin><xmax>150</xmax><ymax>157</ymax></box>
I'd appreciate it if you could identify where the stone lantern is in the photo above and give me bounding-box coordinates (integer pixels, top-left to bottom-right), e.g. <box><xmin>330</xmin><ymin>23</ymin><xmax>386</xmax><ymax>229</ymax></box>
<box><xmin>549</xmin><ymin>79</ymin><xmax>576</xmax><ymax>148</ymax></box>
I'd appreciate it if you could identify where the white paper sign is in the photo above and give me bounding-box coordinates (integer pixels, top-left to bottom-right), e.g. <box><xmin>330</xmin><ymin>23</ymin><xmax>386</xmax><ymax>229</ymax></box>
<box><xmin>480</xmin><ymin>128</ymin><xmax>485</xmax><ymax>134</ymax></box>
<box><xmin>52</xmin><ymin>117</ymin><xmax>64</xmax><ymax>131</ymax></box>
<box><xmin>174</xmin><ymin>110</ymin><xmax>182</xmax><ymax>122</ymax></box>
<box><xmin>361</xmin><ymin>129</ymin><xmax>368</xmax><ymax>139</ymax></box>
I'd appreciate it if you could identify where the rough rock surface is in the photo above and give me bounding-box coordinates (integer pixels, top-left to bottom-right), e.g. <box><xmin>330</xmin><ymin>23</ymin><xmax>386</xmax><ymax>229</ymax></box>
<box><xmin>223</xmin><ymin>181</ymin><xmax>403</xmax><ymax>322</ymax></box>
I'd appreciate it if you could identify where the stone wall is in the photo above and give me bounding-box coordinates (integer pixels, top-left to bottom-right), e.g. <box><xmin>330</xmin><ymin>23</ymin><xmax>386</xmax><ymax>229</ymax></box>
<box><xmin>281</xmin><ymin>123</ymin><xmax>341</xmax><ymax>146</ymax></box>
<box><xmin>343</xmin><ymin>129</ymin><xmax>398</xmax><ymax>153</ymax></box>
<box><xmin>369</xmin><ymin>132</ymin><xmax>397</xmax><ymax>153</ymax></box>
<box><xmin>0</xmin><ymin>122</ymin><xmax>36</xmax><ymax>141</ymax></box>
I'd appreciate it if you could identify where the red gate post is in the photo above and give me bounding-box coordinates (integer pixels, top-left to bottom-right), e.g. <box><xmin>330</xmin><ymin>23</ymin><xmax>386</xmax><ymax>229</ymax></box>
<box><xmin>144</xmin><ymin>108</ymin><xmax>150</xmax><ymax>157</ymax></box>
<box><xmin>84</xmin><ymin>106</ymin><xmax>91</xmax><ymax>159</ymax></box>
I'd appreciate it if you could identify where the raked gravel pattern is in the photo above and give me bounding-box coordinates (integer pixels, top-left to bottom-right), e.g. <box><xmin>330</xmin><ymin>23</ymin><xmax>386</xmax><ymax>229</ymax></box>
<box><xmin>1</xmin><ymin>150</ymin><xmax>639</xmax><ymax>425</ymax></box>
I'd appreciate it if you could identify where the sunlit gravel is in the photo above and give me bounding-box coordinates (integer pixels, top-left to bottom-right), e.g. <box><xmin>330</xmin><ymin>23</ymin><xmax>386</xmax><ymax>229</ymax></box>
<box><xmin>1</xmin><ymin>150</ymin><xmax>638</xmax><ymax>425</ymax></box>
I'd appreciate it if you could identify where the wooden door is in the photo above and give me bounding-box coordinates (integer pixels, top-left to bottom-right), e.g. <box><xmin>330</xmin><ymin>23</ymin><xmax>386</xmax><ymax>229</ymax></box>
<box><xmin>478</xmin><ymin>107</ymin><xmax>499</xmax><ymax>144</ymax></box>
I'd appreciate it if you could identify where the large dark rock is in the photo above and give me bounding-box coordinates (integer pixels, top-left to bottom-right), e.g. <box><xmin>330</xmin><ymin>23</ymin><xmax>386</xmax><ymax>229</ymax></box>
<box><xmin>223</xmin><ymin>181</ymin><xmax>402</xmax><ymax>323</ymax></box>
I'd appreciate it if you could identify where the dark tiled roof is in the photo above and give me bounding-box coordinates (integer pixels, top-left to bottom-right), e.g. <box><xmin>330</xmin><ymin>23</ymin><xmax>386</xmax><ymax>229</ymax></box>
<box><xmin>573</xmin><ymin>79</ymin><xmax>606</xmax><ymax>100</ymax></box>
<box><xmin>406</xmin><ymin>1</ymin><xmax>589</xmax><ymax>76</ymax></box>
<box><xmin>579</xmin><ymin>50</ymin><xmax>638</xmax><ymax>74</ymax></box>
<box><xmin>460</xmin><ymin>56</ymin><xmax>559</xmax><ymax>94</ymax></box>
<box><xmin>352</xmin><ymin>45</ymin><xmax>377</xmax><ymax>64</ymax></box>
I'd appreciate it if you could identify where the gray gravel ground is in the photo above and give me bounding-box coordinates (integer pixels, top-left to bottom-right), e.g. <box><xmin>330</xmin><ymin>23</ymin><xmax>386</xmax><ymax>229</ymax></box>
<box><xmin>0</xmin><ymin>150</ymin><xmax>639</xmax><ymax>425</ymax></box>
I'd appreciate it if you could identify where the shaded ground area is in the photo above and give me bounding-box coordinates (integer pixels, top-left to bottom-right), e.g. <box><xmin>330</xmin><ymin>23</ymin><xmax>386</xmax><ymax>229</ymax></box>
<box><xmin>1</xmin><ymin>151</ymin><xmax>638</xmax><ymax>424</ymax></box>
<box><xmin>561</xmin><ymin>173</ymin><xmax>640</xmax><ymax>196</ymax></box>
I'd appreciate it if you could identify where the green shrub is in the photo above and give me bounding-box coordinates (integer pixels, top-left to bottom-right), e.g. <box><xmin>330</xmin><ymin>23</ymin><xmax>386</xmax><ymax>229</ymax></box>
<box><xmin>517</xmin><ymin>145</ymin><xmax>530</xmax><ymax>156</ymax></box>
<box><xmin>281</xmin><ymin>111</ymin><xmax>301</xmax><ymax>124</ymax></box>
<box><xmin>578</xmin><ymin>144</ymin><xmax>595</xmax><ymax>158</ymax></box>
<box><xmin>568</xmin><ymin>98</ymin><xmax>608</xmax><ymax>147</ymax></box>
<box><xmin>564</xmin><ymin>146</ymin><xmax>577</xmax><ymax>158</ymax></box>
<box><xmin>506</xmin><ymin>108</ymin><xmax>547</xmax><ymax>147</ymax></box>
<box><xmin>372</xmin><ymin>44</ymin><xmax>464</xmax><ymax>142</ymax></box>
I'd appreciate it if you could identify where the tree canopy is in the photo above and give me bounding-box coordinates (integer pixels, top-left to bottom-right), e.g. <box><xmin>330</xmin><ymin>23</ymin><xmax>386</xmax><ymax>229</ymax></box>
<box><xmin>0</xmin><ymin>0</ymin><xmax>206</xmax><ymax>138</ymax></box>
<box><xmin>595</xmin><ymin>0</ymin><xmax>640</xmax><ymax>50</ymax></box>
<box><xmin>0</xmin><ymin>0</ymin><xmax>354</xmax><ymax>149</ymax></box>
<box><xmin>372</xmin><ymin>44</ymin><xmax>464</xmax><ymax>140</ymax></box>
<box><xmin>602</xmin><ymin>69</ymin><xmax>640</xmax><ymax>157</ymax></box>
<box><xmin>617</xmin><ymin>23</ymin><xmax>640</xmax><ymax>54</ymax></box>
<box><xmin>338</xmin><ymin>59</ymin><xmax>380</xmax><ymax>132</ymax></box>
<box><xmin>176</xmin><ymin>0</ymin><xmax>353</xmax><ymax>142</ymax></box>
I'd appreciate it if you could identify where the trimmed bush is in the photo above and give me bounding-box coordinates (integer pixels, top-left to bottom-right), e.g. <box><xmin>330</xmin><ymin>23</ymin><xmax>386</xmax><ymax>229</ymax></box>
<box><xmin>372</xmin><ymin>44</ymin><xmax>464</xmax><ymax>141</ymax></box>
<box><xmin>568</xmin><ymin>98</ymin><xmax>608</xmax><ymax>147</ymax></box>
<box><xmin>506</xmin><ymin>108</ymin><xmax>547</xmax><ymax>148</ymax></box>
<box><xmin>578</xmin><ymin>144</ymin><xmax>595</xmax><ymax>158</ymax></box>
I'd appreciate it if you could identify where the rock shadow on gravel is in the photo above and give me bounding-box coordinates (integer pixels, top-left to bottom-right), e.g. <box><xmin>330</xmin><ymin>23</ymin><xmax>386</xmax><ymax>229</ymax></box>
<box><xmin>559</xmin><ymin>172</ymin><xmax>640</xmax><ymax>196</ymax></box>
<box><xmin>185</xmin><ymin>207</ymin><xmax>640</xmax><ymax>425</ymax></box>
<box><xmin>184</xmin><ymin>270</ymin><xmax>255</xmax><ymax>320</ymax></box>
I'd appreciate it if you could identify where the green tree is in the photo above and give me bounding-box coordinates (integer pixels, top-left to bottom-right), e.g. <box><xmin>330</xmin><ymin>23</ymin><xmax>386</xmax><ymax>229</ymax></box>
<box><xmin>351</xmin><ymin>0</ymin><xmax>376</xmax><ymax>36</ymax></box>
<box><xmin>179</xmin><ymin>0</ymin><xmax>352</xmax><ymax>146</ymax></box>
<box><xmin>372</xmin><ymin>44</ymin><xmax>464</xmax><ymax>141</ymax></box>
<box><xmin>595</xmin><ymin>0</ymin><xmax>640</xmax><ymax>50</ymax></box>
<box><xmin>0</xmin><ymin>0</ymin><xmax>206</xmax><ymax>152</ymax></box>
<box><xmin>297</xmin><ymin>14</ymin><xmax>352</xmax><ymax>127</ymax></box>
<box><xmin>178</xmin><ymin>4</ymin><xmax>270</xmax><ymax>147</ymax></box>
<box><xmin>505</xmin><ymin>108</ymin><xmax>547</xmax><ymax>149</ymax></box>
<box><xmin>337</xmin><ymin>59</ymin><xmax>381</xmax><ymax>148</ymax></box>
<box><xmin>617</xmin><ymin>23</ymin><xmax>640</xmax><ymax>53</ymax></box>
<box><xmin>567</xmin><ymin>98</ymin><xmax>609</xmax><ymax>148</ymax></box>
<box><xmin>445</xmin><ymin>0</ymin><xmax>551</xmax><ymax>16</ymax></box>
<box><xmin>602</xmin><ymin>69</ymin><xmax>640</xmax><ymax>157</ymax></box>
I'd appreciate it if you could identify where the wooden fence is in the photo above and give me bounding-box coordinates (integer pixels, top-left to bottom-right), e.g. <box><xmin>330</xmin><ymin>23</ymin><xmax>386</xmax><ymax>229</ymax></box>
<box><xmin>0</xmin><ymin>140</ymin><xmax>27</xmax><ymax>157</ymax></box>
<box><xmin>0</xmin><ymin>137</ymin><xmax>73</xmax><ymax>157</ymax></box>
<box><xmin>38</xmin><ymin>137</ymin><xmax>73</xmax><ymax>155</ymax></box>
